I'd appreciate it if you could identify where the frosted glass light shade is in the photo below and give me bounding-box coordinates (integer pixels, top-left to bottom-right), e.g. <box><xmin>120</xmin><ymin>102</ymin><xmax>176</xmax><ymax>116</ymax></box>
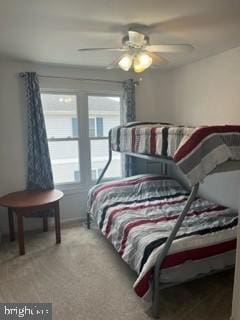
<box><xmin>133</xmin><ymin>53</ymin><xmax>153</xmax><ymax>73</ymax></box>
<box><xmin>133</xmin><ymin>61</ymin><xmax>146</xmax><ymax>73</ymax></box>
<box><xmin>138</xmin><ymin>53</ymin><xmax>152</xmax><ymax>69</ymax></box>
<box><xmin>118</xmin><ymin>54</ymin><xmax>133</xmax><ymax>71</ymax></box>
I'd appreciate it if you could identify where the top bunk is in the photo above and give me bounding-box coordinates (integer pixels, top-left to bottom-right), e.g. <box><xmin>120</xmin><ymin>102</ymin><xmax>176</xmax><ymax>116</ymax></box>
<box><xmin>110</xmin><ymin>122</ymin><xmax>240</xmax><ymax>186</ymax></box>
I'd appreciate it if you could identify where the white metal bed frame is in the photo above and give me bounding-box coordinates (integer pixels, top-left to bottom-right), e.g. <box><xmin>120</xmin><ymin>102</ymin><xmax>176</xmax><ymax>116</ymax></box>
<box><xmin>87</xmin><ymin>130</ymin><xmax>239</xmax><ymax>318</ymax></box>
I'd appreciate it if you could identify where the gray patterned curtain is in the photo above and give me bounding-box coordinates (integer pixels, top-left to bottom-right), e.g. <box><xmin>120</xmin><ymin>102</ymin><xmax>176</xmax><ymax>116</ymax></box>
<box><xmin>21</xmin><ymin>72</ymin><xmax>54</xmax><ymax>216</ymax></box>
<box><xmin>123</xmin><ymin>79</ymin><xmax>137</xmax><ymax>177</ymax></box>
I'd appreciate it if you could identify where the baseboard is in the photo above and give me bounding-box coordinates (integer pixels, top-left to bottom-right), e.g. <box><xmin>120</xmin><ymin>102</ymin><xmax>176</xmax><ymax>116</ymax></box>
<box><xmin>0</xmin><ymin>216</ymin><xmax>86</xmax><ymax>236</ymax></box>
<box><xmin>47</xmin><ymin>217</ymin><xmax>84</xmax><ymax>229</ymax></box>
<box><xmin>62</xmin><ymin>217</ymin><xmax>83</xmax><ymax>225</ymax></box>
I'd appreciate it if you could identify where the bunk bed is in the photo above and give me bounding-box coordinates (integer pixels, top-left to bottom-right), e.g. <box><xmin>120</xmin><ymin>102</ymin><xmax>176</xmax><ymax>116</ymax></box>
<box><xmin>87</xmin><ymin>122</ymin><xmax>240</xmax><ymax>318</ymax></box>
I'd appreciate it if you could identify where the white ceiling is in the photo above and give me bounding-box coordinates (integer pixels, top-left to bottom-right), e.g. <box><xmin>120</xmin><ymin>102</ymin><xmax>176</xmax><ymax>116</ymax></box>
<box><xmin>0</xmin><ymin>0</ymin><xmax>240</xmax><ymax>69</ymax></box>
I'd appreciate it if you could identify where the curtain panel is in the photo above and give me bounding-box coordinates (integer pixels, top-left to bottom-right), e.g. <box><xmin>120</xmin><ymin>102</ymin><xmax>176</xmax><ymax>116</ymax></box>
<box><xmin>122</xmin><ymin>79</ymin><xmax>137</xmax><ymax>177</ymax></box>
<box><xmin>21</xmin><ymin>72</ymin><xmax>54</xmax><ymax>216</ymax></box>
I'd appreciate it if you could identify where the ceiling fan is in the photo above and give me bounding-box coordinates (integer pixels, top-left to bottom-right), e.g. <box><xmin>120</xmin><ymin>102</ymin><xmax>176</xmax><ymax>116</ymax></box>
<box><xmin>78</xmin><ymin>29</ymin><xmax>194</xmax><ymax>73</ymax></box>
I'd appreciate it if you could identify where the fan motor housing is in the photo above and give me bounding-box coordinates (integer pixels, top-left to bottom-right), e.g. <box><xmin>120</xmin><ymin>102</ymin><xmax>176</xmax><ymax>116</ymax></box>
<box><xmin>122</xmin><ymin>34</ymin><xmax>149</xmax><ymax>48</ymax></box>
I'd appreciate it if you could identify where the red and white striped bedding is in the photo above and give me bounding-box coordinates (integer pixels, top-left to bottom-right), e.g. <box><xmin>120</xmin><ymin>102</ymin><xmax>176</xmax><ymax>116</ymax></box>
<box><xmin>111</xmin><ymin>123</ymin><xmax>240</xmax><ymax>185</ymax></box>
<box><xmin>88</xmin><ymin>174</ymin><xmax>237</xmax><ymax>299</ymax></box>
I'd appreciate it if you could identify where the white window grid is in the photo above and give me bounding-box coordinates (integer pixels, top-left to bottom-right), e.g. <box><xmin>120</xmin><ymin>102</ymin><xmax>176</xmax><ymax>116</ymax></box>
<box><xmin>41</xmin><ymin>89</ymin><xmax>123</xmax><ymax>191</ymax></box>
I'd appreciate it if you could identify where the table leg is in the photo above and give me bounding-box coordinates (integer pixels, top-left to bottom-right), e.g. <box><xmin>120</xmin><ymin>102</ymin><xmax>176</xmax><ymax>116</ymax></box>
<box><xmin>17</xmin><ymin>213</ymin><xmax>25</xmax><ymax>255</ymax></box>
<box><xmin>8</xmin><ymin>208</ymin><xmax>15</xmax><ymax>241</ymax></box>
<box><xmin>54</xmin><ymin>202</ymin><xmax>61</xmax><ymax>244</ymax></box>
<box><xmin>43</xmin><ymin>216</ymin><xmax>48</xmax><ymax>232</ymax></box>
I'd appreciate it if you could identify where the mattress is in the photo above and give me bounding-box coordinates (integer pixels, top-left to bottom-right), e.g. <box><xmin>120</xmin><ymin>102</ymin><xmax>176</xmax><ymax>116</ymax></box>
<box><xmin>88</xmin><ymin>174</ymin><xmax>237</xmax><ymax>299</ymax></box>
<box><xmin>110</xmin><ymin>122</ymin><xmax>240</xmax><ymax>185</ymax></box>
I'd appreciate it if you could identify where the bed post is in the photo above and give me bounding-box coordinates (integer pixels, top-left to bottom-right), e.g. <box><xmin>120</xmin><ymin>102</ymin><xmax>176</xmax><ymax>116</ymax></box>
<box><xmin>149</xmin><ymin>183</ymin><xmax>199</xmax><ymax>318</ymax></box>
<box><xmin>86</xmin><ymin>130</ymin><xmax>113</xmax><ymax>229</ymax></box>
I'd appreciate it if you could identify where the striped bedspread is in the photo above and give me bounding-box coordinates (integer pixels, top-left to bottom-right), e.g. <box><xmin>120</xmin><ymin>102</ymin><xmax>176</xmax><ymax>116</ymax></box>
<box><xmin>111</xmin><ymin>122</ymin><xmax>240</xmax><ymax>185</ymax></box>
<box><xmin>88</xmin><ymin>174</ymin><xmax>237</xmax><ymax>299</ymax></box>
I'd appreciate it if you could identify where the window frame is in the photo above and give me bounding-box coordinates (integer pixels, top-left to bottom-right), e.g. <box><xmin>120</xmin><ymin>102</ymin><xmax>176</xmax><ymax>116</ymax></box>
<box><xmin>40</xmin><ymin>88</ymin><xmax>123</xmax><ymax>192</ymax></box>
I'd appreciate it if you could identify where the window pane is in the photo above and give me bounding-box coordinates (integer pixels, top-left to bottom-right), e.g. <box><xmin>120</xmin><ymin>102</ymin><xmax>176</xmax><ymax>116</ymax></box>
<box><xmin>91</xmin><ymin>169</ymin><xmax>97</xmax><ymax>180</ymax></box>
<box><xmin>41</xmin><ymin>93</ymin><xmax>78</xmax><ymax>139</ymax></box>
<box><xmin>48</xmin><ymin>141</ymin><xmax>80</xmax><ymax>184</ymax></box>
<box><xmin>89</xmin><ymin>118</ymin><xmax>96</xmax><ymax>137</ymax></box>
<box><xmin>88</xmin><ymin>96</ymin><xmax>121</xmax><ymax>137</ymax></box>
<box><xmin>96</xmin><ymin>117</ymin><xmax>103</xmax><ymax>137</ymax></box>
<box><xmin>72</xmin><ymin>118</ymin><xmax>79</xmax><ymax>138</ymax></box>
<box><xmin>74</xmin><ymin>170</ymin><xmax>80</xmax><ymax>182</ymax></box>
<box><xmin>90</xmin><ymin>139</ymin><xmax>121</xmax><ymax>180</ymax></box>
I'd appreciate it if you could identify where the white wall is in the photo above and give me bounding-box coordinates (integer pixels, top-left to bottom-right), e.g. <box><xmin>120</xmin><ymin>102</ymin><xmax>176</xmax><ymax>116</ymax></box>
<box><xmin>171</xmin><ymin>47</ymin><xmax>240</xmax><ymax>127</ymax></box>
<box><xmin>136</xmin><ymin>70</ymin><xmax>175</xmax><ymax>123</ymax></box>
<box><xmin>162</xmin><ymin>46</ymin><xmax>240</xmax><ymax>210</ymax></box>
<box><xmin>151</xmin><ymin>46</ymin><xmax>240</xmax><ymax>319</ymax></box>
<box><xmin>0</xmin><ymin>59</ymin><xmax>168</xmax><ymax>234</ymax></box>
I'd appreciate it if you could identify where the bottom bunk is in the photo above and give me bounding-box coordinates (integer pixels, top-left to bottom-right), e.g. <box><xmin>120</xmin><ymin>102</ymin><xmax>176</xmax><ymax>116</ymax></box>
<box><xmin>87</xmin><ymin>174</ymin><xmax>237</xmax><ymax>303</ymax></box>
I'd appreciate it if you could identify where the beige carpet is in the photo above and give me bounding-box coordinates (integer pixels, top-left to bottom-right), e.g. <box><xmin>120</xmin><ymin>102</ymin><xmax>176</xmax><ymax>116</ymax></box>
<box><xmin>0</xmin><ymin>224</ymin><xmax>234</xmax><ymax>320</ymax></box>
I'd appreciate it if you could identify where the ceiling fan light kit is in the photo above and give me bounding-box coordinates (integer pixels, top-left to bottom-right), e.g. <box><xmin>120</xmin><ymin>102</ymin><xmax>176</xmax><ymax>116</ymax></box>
<box><xmin>78</xmin><ymin>28</ymin><xmax>194</xmax><ymax>73</ymax></box>
<box><xmin>118</xmin><ymin>52</ymin><xmax>153</xmax><ymax>73</ymax></box>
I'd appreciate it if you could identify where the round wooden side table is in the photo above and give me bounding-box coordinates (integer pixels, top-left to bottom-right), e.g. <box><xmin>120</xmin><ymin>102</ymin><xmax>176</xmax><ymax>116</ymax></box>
<box><xmin>0</xmin><ymin>189</ymin><xmax>64</xmax><ymax>255</ymax></box>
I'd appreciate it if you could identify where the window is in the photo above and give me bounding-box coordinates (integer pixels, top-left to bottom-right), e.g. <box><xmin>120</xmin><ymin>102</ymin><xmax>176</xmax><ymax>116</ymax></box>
<box><xmin>74</xmin><ymin>170</ymin><xmax>80</xmax><ymax>182</ymax></box>
<box><xmin>89</xmin><ymin>117</ymin><xmax>104</xmax><ymax>137</ymax></box>
<box><xmin>96</xmin><ymin>117</ymin><xmax>103</xmax><ymax>137</ymax></box>
<box><xmin>41</xmin><ymin>90</ymin><xmax>122</xmax><ymax>186</ymax></box>
<box><xmin>88</xmin><ymin>96</ymin><xmax>122</xmax><ymax>181</ymax></box>
<box><xmin>72</xmin><ymin>118</ymin><xmax>79</xmax><ymax>137</ymax></box>
<box><xmin>91</xmin><ymin>168</ymin><xmax>103</xmax><ymax>181</ymax></box>
<box><xmin>41</xmin><ymin>93</ymin><xmax>80</xmax><ymax>185</ymax></box>
<box><xmin>89</xmin><ymin>118</ymin><xmax>96</xmax><ymax>137</ymax></box>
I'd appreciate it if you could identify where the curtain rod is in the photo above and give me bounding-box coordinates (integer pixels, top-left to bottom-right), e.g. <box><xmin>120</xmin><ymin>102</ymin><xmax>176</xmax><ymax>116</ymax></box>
<box><xmin>19</xmin><ymin>73</ymin><xmax>139</xmax><ymax>86</ymax></box>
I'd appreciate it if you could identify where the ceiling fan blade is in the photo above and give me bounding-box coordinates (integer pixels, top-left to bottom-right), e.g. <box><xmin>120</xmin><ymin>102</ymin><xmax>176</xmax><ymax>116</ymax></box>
<box><xmin>106</xmin><ymin>62</ymin><xmax>119</xmax><ymax>70</ymax></box>
<box><xmin>106</xmin><ymin>56</ymin><xmax>122</xmax><ymax>70</ymax></box>
<box><xmin>146</xmin><ymin>44</ymin><xmax>194</xmax><ymax>53</ymax></box>
<box><xmin>147</xmin><ymin>52</ymin><xmax>168</xmax><ymax>65</ymax></box>
<box><xmin>78</xmin><ymin>47</ymin><xmax>127</xmax><ymax>52</ymax></box>
<box><xmin>106</xmin><ymin>64</ymin><xmax>118</xmax><ymax>70</ymax></box>
<box><xmin>128</xmin><ymin>30</ymin><xmax>145</xmax><ymax>45</ymax></box>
